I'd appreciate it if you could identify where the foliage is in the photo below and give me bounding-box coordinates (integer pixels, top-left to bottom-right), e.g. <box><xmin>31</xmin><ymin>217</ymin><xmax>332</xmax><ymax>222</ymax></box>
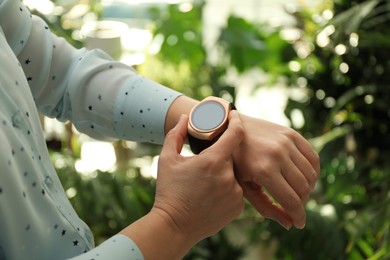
<box><xmin>148</xmin><ymin>1</ymin><xmax>206</xmax><ymax>73</ymax></box>
<box><xmin>218</xmin><ymin>16</ymin><xmax>295</xmax><ymax>80</ymax></box>
<box><xmin>281</xmin><ymin>0</ymin><xmax>390</xmax><ymax>259</ymax></box>
<box><xmin>141</xmin><ymin>0</ymin><xmax>236</xmax><ymax>101</ymax></box>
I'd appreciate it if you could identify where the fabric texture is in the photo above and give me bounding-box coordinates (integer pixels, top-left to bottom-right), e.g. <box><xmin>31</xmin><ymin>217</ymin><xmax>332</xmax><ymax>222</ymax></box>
<box><xmin>0</xmin><ymin>0</ymin><xmax>181</xmax><ymax>259</ymax></box>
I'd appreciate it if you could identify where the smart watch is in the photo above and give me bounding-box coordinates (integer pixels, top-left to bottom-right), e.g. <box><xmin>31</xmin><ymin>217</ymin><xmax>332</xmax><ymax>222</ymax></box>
<box><xmin>187</xmin><ymin>97</ymin><xmax>236</xmax><ymax>154</ymax></box>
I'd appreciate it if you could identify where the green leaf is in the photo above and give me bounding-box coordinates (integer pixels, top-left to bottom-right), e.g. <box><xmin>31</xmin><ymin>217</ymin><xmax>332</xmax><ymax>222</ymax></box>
<box><xmin>357</xmin><ymin>239</ymin><xmax>374</xmax><ymax>257</ymax></box>
<box><xmin>332</xmin><ymin>0</ymin><xmax>380</xmax><ymax>35</ymax></box>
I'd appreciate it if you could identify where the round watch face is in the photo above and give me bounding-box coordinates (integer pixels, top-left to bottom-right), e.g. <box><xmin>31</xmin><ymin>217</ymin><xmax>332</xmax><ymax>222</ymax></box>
<box><xmin>191</xmin><ymin>101</ymin><xmax>226</xmax><ymax>131</ymax></box>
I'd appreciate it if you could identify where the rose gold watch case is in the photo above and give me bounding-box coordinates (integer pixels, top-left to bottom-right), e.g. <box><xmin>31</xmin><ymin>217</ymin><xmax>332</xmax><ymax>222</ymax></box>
<box><xmin>188</xmin><ymin>97</ymin><xmax>232</xmax><ymax>141</ymax></box>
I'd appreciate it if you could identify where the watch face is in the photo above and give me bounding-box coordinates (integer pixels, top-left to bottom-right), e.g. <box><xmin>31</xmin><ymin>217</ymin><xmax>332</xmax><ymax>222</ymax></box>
<box><xmin>191</xmin><ymin>101</ymin><xmax>226</xmax><ymax>131</ymax></box>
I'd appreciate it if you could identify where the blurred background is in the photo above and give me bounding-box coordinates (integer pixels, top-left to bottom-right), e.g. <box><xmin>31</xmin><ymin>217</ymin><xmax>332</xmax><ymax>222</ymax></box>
<box><xmin>25</xmin><ymin>0</ymin><xmax>389</xmax><ymax>259</ymax></box>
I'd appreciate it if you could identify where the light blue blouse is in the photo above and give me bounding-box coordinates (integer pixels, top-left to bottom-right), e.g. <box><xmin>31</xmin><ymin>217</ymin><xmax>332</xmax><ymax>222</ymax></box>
<box><xmin>0</xmin><ymin>0</ymin><xmax>181</xmax><ymax>259</ymax></box>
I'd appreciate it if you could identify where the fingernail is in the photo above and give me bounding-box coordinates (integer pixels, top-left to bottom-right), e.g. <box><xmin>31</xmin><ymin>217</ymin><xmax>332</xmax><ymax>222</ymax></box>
<box><xmin>297</xmin><ymin>222</ymin><xmax>306</xmax><ymax>229</ymax></box>
<box><xmin>278</xmin><ymin>220</ymin><xmax>292</xmax><ymax>231</ymax></box>
<box><xmin>282</xmin><ymin>223</ymin><xmax>291</xmax><ymax>231</ymax></box>
<box><xmin>178</xmin><ymin>114</ymin><xmax>186</xmax><ymax>124</ymax></box>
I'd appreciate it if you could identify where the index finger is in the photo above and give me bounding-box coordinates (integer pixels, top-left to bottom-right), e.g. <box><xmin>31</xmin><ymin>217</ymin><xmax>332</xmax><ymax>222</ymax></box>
<box><xmin>206</xmin><ymin>110</ymin><xmax>244</xmax><ymax>157</ymax></box>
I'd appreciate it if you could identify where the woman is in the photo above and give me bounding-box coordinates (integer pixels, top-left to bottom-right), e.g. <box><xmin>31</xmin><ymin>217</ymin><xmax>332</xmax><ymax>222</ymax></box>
<box><xmin>0</xmin><ymin>0</ymin><xmax>319</xmax><ymax>259</ymax></box>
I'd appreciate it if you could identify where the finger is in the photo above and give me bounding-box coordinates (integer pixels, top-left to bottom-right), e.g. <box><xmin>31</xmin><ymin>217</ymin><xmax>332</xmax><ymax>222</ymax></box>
<box><xmin>240</xmin><ymin>181</ymin><xmax>293</xmax><ymax>230</ymax></box>
<box><xmin>280</xmin><ymin>156</ymin><xmax>312</xmax><ymax>203</ymax></box>
<box><xmin>290</xmin><ymin>152</ymin><xmax>318</xmax><ymax>189</ymax></box>
<box><xmin>254</xmin><ymin>171</ymin><xmax>306</xmax><ymax>229</ymax></box>
<box><xmin>207</xmin><ymin>110</ymin><xmax>244</xmax><ymax>157</ymax></box>
<box><xmin>292</xmin><ymin>133</ymin><xmax>320</xmax><ymax>176</ymax></box>
<box><xmin>161</xmin><ymin>115</ymin><xmax>189</xmax><ymax>157</ymax></box>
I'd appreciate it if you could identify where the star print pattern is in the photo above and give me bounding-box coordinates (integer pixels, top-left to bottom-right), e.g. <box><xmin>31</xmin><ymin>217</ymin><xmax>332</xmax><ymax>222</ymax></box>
<box><xmin>0</xmin><ymin>0</ymin><xmax>185</xmax><ymax>259</ymax></box>
<box><xmin>0</xmin><ymin>34</ymin><xmax>94</xmax><ymax>258</ymax></box>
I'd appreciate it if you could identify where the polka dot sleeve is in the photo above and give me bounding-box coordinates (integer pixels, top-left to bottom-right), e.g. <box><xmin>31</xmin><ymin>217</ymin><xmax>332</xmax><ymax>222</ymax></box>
<box><xmin>0</xmin><ymin>0</ymin><xmax>182</xmax><ymax>145</ymax></box>
<box><xmin>68</xmin><ymin>235</ymin><xmax>144</xmax><ymax>260</ymax></box>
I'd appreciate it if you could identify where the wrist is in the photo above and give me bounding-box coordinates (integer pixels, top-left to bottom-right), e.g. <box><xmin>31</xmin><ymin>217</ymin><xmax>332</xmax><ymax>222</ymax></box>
<box><xmin>120</xmin><ymin>209</ymin><xmax>193</xmax><ymax>260</ymax></box>
<box><xmin>164</xmin><ymin>95</ymin><xmax>199</xmax><ymax>135</ymax></box>
<box><xmin>151</xmin><ymin>207</ymin><xmax>197</xmax><ymax>247</ymax></box>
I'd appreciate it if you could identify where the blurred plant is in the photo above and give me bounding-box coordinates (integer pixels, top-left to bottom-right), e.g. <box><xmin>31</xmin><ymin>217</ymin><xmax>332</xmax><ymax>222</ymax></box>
<box><xmin>218</xmin><ymin>16</ymin><xmax>296</xmax><ymax>81</ymax></box>
<box><xmin>140</xmin><ymin>0</ymin><xmax>236</xmax><ymax>100</ymax></box>
<box><xmin>279</xmin><ymin>0</ymin><xmax>390</xmax><ymax>259</ymax></box>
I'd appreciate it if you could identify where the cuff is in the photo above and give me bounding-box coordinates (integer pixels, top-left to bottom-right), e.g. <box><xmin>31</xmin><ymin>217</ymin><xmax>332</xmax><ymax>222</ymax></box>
<box><xmin>68</xmin><ymin>234</ymin><xmax>144</xmax><ymax>260</ymax></box>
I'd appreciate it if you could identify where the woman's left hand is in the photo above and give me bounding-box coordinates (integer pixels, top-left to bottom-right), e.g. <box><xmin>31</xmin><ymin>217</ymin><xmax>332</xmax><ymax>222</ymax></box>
<box><xmin>233</xmin><ymin>114</ymin><xmax>320</xmax><ymax>230</ymax></box>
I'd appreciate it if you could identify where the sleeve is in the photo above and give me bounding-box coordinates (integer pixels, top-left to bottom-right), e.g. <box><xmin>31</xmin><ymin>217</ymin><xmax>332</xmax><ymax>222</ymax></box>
<box><xmin>68</xmin><ymin>235</ymin><xmax>144</xmax><ymax>260</ymax></box>
<box><xmin>0</xmin><ymin>0</ymin><xmax>182</xmax><ymax>144</ymax></box>
<box><xmin>0</xmin><ymin>6</ymin><xmax>145</xmax><ymax>258</ymax></box>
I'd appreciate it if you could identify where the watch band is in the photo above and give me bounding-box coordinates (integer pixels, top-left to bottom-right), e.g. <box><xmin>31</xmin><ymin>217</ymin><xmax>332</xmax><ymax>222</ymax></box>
<box><xmin>188</xmin><ymin>102</ymin><xmax>236</xmax><ymax>154</ymax></box>
<box><xmin>188</xmin><ymin>134</ymin><xmax>216</xmax><ymax>155</ymax></box>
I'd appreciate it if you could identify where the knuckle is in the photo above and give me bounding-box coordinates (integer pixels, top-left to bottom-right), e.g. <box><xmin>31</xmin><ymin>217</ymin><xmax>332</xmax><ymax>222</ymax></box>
<box><xmin>267</xmin><ymin>141</ymin><xmax>286</xmax><ymax>159</ymax></box>
<box><xmin>217</xmin><ymin>172</ymin><xmax>229</xmax><ymax>186</ymax></box>
<box><xmin>253</xmin><ymin>162</ymin><xmax>274</xmax><ymax>185</ymax></box>
<box><xmin>233</xmin><ymin>183</ymin><xmax>244</xmax><ymax>198</ymax></box>
<box><xmin>280</xmin><ymin>133</ymin><xmax>294</xmax><ymax>148</ymax></box>
<box><xmin>283</xmin><ymin>128</ymin><xmax>299</xmax><ymax>140</ymax></box>
<box><xmin>234</xmin><ymin>123</ymin><xmax>245</xmax><ymax>140</ymax></box>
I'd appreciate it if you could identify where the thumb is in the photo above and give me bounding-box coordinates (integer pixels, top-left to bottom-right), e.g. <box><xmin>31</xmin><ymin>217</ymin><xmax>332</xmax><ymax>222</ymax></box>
<box><xmin>207</xmin><ymin>110</ymin><xmax>244</xmax><ymax>157</ymax></box>
<box><xmin>161</xmin><ymin>114</ymin><xmax>189</xmax><ymax>157</ymax></box>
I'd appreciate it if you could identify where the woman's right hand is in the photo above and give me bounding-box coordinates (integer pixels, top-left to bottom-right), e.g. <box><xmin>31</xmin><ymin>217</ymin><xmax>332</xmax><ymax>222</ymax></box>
<box><xmin>120</xmin><ymin>111</ymin><xmax>244</xmax><ymax>260</ymax></box>
<box><xmin>153</xmin><ymin>110</ymin><xmax>245</xmax><ymax>244</ymax></box>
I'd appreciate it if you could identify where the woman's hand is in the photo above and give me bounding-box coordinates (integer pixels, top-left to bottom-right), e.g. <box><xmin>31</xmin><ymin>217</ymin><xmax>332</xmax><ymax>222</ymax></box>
<box><xmin>122</xmin><ymin>111</ymin><xmax>245</xmax><ymax>260</ymax></box>
<box><xmin>233</xmin><ymin>115</ymin><xmax>320</xmax><ymax>230</ymax></box>
<box><xmin>154</xmin><ymin>110</ymin><xmax>245</xmax><ymax>243</ymax></box>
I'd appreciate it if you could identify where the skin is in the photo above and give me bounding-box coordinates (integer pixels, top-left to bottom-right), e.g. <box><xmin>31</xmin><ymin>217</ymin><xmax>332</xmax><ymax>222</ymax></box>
<box><xmin>164</xmin><ymin>96</ymin><xmax>320</xmax><ymax>230</ymax></box>
<box><xmin>120</xmin><ymin>95</ymin><xmax>320</xmax><ymax>258</ymax></box>
<box><xmin>120</xmin><ymin>111</ymin><xmax>245</xmax><ymax>259</ymax></box>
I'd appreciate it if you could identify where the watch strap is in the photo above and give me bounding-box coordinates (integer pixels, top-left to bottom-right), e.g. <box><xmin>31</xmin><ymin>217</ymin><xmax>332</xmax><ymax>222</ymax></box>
<box><xmin>188</xmin><ymin>134</ymin><xmax>216</xmax><ymax>154</ymax></box>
